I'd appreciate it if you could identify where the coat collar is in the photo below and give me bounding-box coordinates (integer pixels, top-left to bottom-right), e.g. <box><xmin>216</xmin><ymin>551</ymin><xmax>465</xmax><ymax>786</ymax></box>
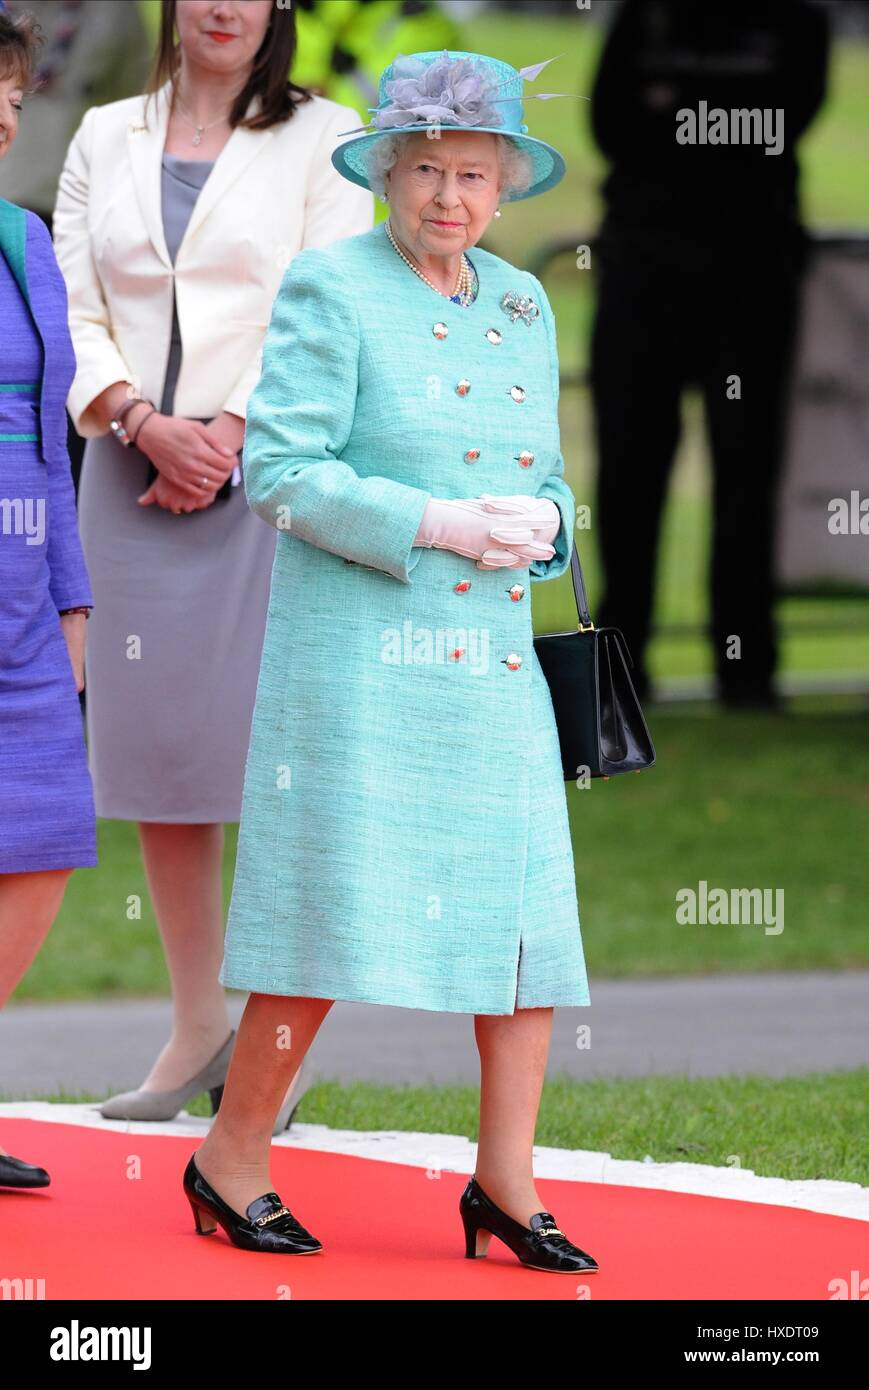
<box><xmin>0</xmin><ymin>196</ymin><xmax>30</xmax><ymax>306</ymax></box>
<box><xmin>126</xmin><ymin>80</ymin><xmax>275</xmax><ymax>270</ymax></box>
<box><xmin>0</xmin><ymin>196</ymin><xmax>69</xmax><ymax>465</ymax></box>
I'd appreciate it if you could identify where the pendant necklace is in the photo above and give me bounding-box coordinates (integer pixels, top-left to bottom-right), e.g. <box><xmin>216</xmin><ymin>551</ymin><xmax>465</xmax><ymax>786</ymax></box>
<box><xmin>173</xmin><ymin>94</ymin><xmax>230</xmax><ymax>147</ymax></box>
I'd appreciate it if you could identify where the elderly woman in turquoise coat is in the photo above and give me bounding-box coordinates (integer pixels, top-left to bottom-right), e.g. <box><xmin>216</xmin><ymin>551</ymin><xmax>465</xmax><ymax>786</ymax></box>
<box><xmin>185</xmin><ymin>50</ymin><xmax>598</xmax><ymax>1275</ymax></box>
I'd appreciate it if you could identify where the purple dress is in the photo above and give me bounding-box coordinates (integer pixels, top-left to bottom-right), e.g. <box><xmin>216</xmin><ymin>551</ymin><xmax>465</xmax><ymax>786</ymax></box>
<box><xmin>0</xmin><ymin>202</ymin><xmax>96</xmax><ymax>872</ymax></box>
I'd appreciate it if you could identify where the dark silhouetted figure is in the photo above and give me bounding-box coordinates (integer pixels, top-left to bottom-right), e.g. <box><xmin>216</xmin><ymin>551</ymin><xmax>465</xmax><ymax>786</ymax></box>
<box><xmin>589</xmin><ymin>0</ymin><xmax>830</xmax><ymax>707</ymax></box>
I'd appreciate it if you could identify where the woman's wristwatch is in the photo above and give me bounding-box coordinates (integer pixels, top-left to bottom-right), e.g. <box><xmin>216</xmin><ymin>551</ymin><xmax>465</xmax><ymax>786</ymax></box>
<box><xmin>110</xmin><ymin>396</ymin><xmax>154</xmax><ymax>448</ymax></box>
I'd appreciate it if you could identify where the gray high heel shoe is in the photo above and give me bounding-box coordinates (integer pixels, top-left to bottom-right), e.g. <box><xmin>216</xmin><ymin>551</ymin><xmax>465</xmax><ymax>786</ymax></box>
<box><xmin>98</xmin><ymin>1030</ymin><xmax>236</xmax><ymax>1122</ymax></box>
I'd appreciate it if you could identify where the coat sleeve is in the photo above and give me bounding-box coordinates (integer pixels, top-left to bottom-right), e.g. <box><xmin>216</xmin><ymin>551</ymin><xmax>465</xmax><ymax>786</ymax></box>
<box><xmin>242</xmin><ymin>247</ymin><xmax>432</xmax><ymax>583</ymax></box>
<box><xmin>300</xmin><ymin>103</ymin><xmax>375</xmax><ymax>251</ymax></box>
<box><xmin>53</xmin><ymin>105</ymin><xmax>136</xmax><ymax>437</ymax></box>
<box><xmin>220</xmin><ymin>104</ymin><xmax>374</xmax><ymax>422</ymax></box>
<box><xmin>25</xmin><ymin>215</ymin><xmax>95</xmax><ymax>612</ymax></box>
<box><xmin>526</xmin><ymin>273</ymin><xmax>575</xmax><ymax>582</ymax></box>
<box><xmin>46</xmin><ymin>443</ymin><xmax>95</xmax><ymax>612</ymax></box>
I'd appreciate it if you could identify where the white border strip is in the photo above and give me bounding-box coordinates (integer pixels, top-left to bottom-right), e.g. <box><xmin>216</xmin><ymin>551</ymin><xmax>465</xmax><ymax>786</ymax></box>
<box><xmin>3</xmin><ymin>1101</ymin><xmax>867</xmax><ymax>1222</ymax></box>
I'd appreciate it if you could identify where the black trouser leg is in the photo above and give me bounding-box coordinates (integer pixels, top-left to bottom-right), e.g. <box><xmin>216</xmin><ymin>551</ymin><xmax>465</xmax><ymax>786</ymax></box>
<box><xmin>590</xmin><ymin>244</ymin><xmax>686</xmax><ymax>697</ymax></box>
<box><xmin>699</xmin><ymin>254</ymin><xmax>803</xmax><ymax>700</ymax></box>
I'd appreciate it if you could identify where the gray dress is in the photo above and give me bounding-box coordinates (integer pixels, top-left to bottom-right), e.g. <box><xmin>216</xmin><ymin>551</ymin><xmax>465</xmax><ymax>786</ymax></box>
<box><xmin>77</xmin><ymin>153</ymin><xmax>277</xmax><ymax>821</ymax></box>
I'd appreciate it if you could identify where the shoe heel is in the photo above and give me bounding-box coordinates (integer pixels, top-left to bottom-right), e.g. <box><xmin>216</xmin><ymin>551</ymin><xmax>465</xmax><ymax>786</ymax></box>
<box><xmin>188</xmin><ymin>1196</ymin><xmax>218</xmax><ymax>1235</ymax></box>
<box><xmin>208</xmin><ymin>1084</ymin><xmax>224</xmax><ymax>1116</ymax></box>
<box><xmin>461</xmin><ymin>1208</ymin><xmax>492</xmax><ymax>1258</ymax></box>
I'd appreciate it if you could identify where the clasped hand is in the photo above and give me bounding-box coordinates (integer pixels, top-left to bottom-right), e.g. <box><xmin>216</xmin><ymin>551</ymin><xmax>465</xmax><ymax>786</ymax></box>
<box><xmin>414</xmin><ymin>493</ymin><xmax>561</xmax><ymax>569</ymax></box>
<box><xmin>135</xmin><ymin>414</ymin><xmax>240</xmax><ymax>513</ymax></box>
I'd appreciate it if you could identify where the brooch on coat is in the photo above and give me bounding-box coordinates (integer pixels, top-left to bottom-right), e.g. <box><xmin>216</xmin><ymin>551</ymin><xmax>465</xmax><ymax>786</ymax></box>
<box><xmin>500</xmin><ymin>291</ymin><xmax>540</xmax><ymax>326</ymax></box>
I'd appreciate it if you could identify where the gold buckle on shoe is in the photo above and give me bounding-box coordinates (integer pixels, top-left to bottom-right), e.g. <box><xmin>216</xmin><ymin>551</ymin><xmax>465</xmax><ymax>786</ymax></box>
<box><xmin>536</xmin><ymin>1226</ymin><xmax>565</xmax><ymax>1239</ymax></box>
<box><xmin>254</xmin><ymin>1206</ymin><xmax>291</xmax><ymax>1228</ymax></box>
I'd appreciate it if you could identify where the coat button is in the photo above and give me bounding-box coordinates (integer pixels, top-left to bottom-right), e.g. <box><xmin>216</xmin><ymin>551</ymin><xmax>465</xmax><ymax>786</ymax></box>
<box><xmin>506</xmin><ymin>584</ymin><xmax>525</xmax><ymax>601</ymax></box>
<box><xmin>464</xmin><ymin>447</ymin><xmax>480</xmax><ymax>463</ymax></box>
<box><xmin>502</xmin><ymin>653</ymin><xmax>523</xmax><ymax>670</ymax></box>
<box><xmin>516</xmin><ymin>450</ymin><xmax>535</xmax><ymax>469</ymax></box>
<box><xmin>456</xmin><ymin>379</ymin><xmax>471</xmax><ymax>396</ymax></box>
<box><xmin>509</xmin><ymin>385</ymin><xmax>526</xmax><ymax>403</ymax></box>
<box><xmin>454</xmin><ymin>579</ymin><xmax>472</xmax><ymax>593</ymax></box>
<box><xmin>433</xmin><ymin>322</ymin><xmax>449</xmax><ymax>339</ymax></box>
<box><xmin>485</xmin><ymin>328</ymin><xmax>502</xmax><ymax>345</ymax></box>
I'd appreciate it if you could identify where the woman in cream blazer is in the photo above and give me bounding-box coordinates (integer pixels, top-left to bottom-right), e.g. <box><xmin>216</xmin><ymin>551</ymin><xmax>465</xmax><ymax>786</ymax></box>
<box><xmin>51</xmin><ymin>0</ymin><xmax>372</xmax><ymax>1130</ymax></box>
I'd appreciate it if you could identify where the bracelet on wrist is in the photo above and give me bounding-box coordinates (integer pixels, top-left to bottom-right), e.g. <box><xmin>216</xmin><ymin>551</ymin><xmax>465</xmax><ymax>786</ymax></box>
<box><xmin>130</xmin><ymin>406</ymin><xmax>158</xmax><ymax>448</ymax></box>
<box><xmin>59</xmin><ymin>606</ymin><xmax>92</xmax><ymax>619</ymax></box>
<box><xmin>116</xmin><ymin>397</ymin><xmax>144</xmax><ymax>425</ymax></box>
<box><xmin>110</xmin><ymin>397</ymin><xmax>155</xmax><ymax>448</ymax></box>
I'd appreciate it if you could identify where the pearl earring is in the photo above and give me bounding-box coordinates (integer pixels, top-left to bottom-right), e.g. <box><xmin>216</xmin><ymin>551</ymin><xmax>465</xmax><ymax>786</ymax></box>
<box><xmin>379</xmin><ymin>192</ymin><xmax>388</xmax><ymax>204</ymax></box>
<box><xmin>494</xmin><ymin>207</ymin><xmax>502</xmax><ymax>218</ymax></box>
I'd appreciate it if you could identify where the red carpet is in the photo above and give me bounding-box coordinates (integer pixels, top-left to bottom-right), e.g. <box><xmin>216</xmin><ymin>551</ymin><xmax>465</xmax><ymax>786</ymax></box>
<box><xmin>2</xmin><ymin>1119</ymin><xmax>867</xmax><ymax>1299</ymax></box>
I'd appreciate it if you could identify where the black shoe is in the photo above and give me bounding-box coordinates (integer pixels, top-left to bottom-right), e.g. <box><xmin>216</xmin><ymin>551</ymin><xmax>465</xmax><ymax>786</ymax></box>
<box><xmin>182</xmin><ymin>1152</ymin><xmax>322</xmax><ymax>1254</ymax></box>
<box><xmin>0</xmin><ymin>1152</ymin><xmax>50</xmax><ymax>1189</ymax></box>
<box><xmin>459</xmin><ymin>1175</ymin><xmax>598</xmax><ymax>1273</ymax></box>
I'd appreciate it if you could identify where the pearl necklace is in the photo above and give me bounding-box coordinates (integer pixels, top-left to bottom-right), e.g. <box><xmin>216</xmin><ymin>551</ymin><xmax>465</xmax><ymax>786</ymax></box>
<box><xmin>385</xmin><ymin>221</ymin><xmax>474</xmax><ymax>306</ymax></box>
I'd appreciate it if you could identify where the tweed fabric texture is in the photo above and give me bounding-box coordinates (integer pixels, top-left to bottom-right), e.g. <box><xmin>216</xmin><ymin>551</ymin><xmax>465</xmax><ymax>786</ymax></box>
<box><xmin>219</xmin><ymin>222</ymin><xmax>590</xmax><ymax>1013</ymax></box>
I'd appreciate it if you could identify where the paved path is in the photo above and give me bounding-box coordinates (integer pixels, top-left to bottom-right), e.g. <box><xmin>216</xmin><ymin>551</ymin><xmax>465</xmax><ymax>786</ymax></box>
<box><xmin>2</xmin><ymin>971</ymin><xmax>867</xmax><ymax>1095</ymax></box>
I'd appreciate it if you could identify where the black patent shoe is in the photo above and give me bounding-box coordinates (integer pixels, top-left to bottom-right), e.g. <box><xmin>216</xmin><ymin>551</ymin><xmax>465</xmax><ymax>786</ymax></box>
<box><xmin>459</xmin><ymin>1175</ymin><xmax>599</xmax><ymax>1273</ymax></box>
<box><xmin>0</xmin><ymin>1152</ymin><xmax>50</xmax><ymax>1189</ymax></box>
<box><xmin>183</xmin><ymin>1153</ymin><xmax>322</xmax><ymax>1254</ymax></box>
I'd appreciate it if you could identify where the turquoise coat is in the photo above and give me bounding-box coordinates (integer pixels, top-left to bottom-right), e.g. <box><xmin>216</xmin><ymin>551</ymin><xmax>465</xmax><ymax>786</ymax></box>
<box><xmin>219</xmin><ymin>223</ymin><xmax>591</xmax><ymax>1014</ymax></box>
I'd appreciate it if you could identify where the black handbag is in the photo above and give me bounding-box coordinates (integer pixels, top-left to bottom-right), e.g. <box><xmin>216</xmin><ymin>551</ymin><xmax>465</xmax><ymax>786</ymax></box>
<box><xmin>533</xmin><ymin>545</ymin><xmax>656</xmax><ymax>780</ymax></box>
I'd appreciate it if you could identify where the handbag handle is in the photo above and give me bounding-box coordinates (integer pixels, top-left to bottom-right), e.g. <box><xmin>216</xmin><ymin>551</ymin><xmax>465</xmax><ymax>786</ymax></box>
<box><xmin>567</xmin><ymin>542</ymin><xmax>635</xmax><ymax>668</ymax></box>
<box><xmin>569</xmin><ymin>542</ymin><xmax>594</xmax><ymax>631</ymax></box>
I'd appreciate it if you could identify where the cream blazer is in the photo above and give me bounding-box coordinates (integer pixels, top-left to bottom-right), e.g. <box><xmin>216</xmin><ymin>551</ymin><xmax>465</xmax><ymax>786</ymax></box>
<box><xmin>52</xmin><ymin>80</ymin><xmax>373</xmax><ymax>436</ymax></box>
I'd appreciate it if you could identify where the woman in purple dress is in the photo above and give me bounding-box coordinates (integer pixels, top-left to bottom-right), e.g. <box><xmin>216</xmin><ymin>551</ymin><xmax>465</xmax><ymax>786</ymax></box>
<box><xmin>0</xmin><ymin>8</ymin><xmax>97</xmax><ymax>1188</ymax></box>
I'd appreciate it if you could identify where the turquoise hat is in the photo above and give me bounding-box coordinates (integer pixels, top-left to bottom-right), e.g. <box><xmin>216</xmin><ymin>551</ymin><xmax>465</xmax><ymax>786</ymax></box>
<box><xmin>331</xmin><ymin>50</ymin><xmax>567</xmax><ymax>202</ymax></box>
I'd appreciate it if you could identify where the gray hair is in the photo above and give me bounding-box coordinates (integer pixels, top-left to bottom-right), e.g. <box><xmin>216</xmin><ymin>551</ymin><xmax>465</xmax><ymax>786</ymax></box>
<box><xmin>360</xmin><ymin>130</ymin><xmax>534</xmax><ymax>203</ymax></box>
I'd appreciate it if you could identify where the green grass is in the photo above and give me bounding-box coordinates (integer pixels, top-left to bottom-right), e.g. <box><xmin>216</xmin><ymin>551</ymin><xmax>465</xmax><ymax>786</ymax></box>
<box><xmin>6</xmin><ymin>1070</ymin><xmax>867</xmax><ymax>1185</ymax></box>
<box><xmin>563</xmin><ymin>701</ymin><xmax>869</xmax><ymax>976</ymax></box>
<box><xmin>12</xmin><ymin>702</ymin><xmax>869</xmax><ymax>1003</ymax></box>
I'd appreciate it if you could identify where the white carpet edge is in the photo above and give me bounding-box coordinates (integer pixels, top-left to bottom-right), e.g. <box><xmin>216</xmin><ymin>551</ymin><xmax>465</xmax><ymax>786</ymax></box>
<box><xmin>2</xmin><ymin>1100</ymin><xmax>867</xmax><ymax>1223</ymax></box>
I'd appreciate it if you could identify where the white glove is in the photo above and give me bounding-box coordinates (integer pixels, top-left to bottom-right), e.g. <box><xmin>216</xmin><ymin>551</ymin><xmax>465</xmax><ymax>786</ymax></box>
<box><xmin>414</xmin><ymin>497</ymin><xmax>552</xmax><ymax>570</ymax></box>
<box><xmin>477</xmin><ymin>494</ymin><xmax>561</xmax><ymax>561</ymax></box>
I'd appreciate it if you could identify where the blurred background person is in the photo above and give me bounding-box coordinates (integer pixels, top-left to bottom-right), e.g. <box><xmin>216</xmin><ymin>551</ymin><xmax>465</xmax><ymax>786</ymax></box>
<box><xmin>292</xmin><ymin>0</ymin><xmax>459</xmax><ymax>114</ymax></box>
<box><xmin>51</xmin><ymin>0</ymin><xmax>371</xmax><ymax>1133</ymax></box>
<box><xmin>0</xmin><ymin>4</ymin><xmax>95</xmax><ymax>1189</ymax></box>
<box><xmin>588</xmin><ymin>0</ymin><xmax>830</xmax><ymax>709</ymax></box>
<box><xmin>0</xmin><ymin>0</ymin><xmax>150</xmax><ymax>227</ymax></box>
